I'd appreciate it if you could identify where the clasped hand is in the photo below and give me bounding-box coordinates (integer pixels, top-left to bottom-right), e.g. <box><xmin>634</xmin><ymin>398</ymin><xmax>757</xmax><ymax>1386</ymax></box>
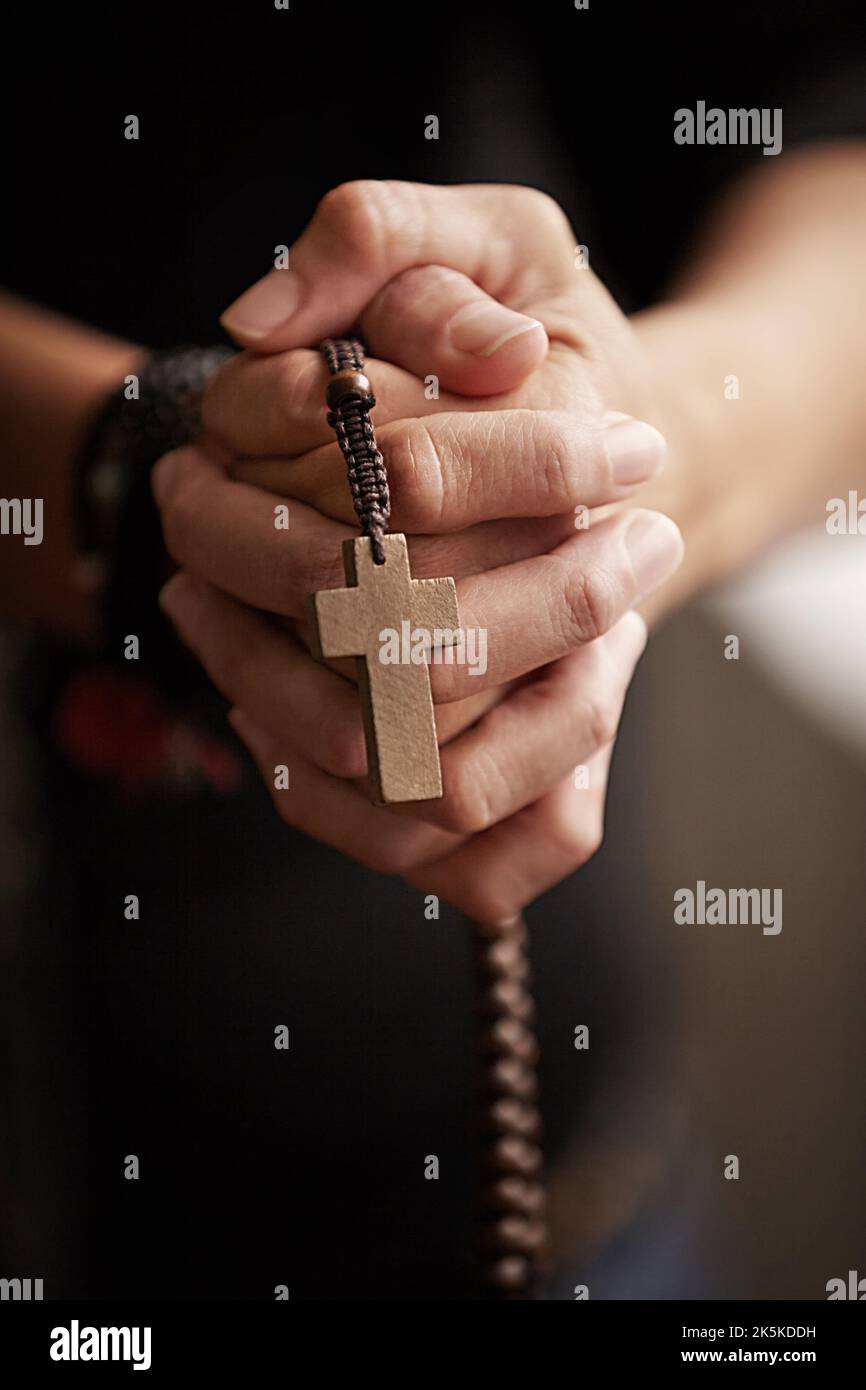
<box><xmin>153</xmin><ymin>181</ymin><xmax>683</xmax><ymax>922</ymax></box>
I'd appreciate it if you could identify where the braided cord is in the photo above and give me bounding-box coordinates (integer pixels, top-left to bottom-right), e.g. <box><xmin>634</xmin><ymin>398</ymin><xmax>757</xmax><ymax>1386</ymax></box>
<box><xmin>320</xmin><ymin>337</ymin><xmax>390</xmax><ymax>564</ymax></box>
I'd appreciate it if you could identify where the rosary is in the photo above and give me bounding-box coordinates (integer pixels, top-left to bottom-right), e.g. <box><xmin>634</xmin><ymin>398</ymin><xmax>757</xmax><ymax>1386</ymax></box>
<box><xmin>311</xmin><ymin>339</ymin><xmax>549</xmax><ymax>1298</ymax></box>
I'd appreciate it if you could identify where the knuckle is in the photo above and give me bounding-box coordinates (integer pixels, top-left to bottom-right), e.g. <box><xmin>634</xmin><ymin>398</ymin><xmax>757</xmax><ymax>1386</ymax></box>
<box><xmin>441</xmin><ymin>759</ymin><xmax>497</xmax><ymax>835</ymax></box>
<box><xmin>277</xmin><ymin>350</ymin><xmax>323</xmax><ymax>427</ymax></box>
<box><xmin>534</xmin><ymin>412</ymin><xmax>580</xmax><ymax>505</ymax></box>
<box><xmin>384</xmin><ymin>418</ymin><xmax>446</xmax><ymax>527</ymax></box>
<box><xmin>159</xmin><ymin>466</ymin><xmax>203</xmax><ymax>562</ymax></box>
<box><xmin>301</xmin><ymin>537</ymin><xmax>344</xmax><ymax>597</ymax></box>
<box><xmin>551</xmin><ymin>802</ymin><xmax>603</xmax><ymax>867</ymax></box>
<box><xmin>527</xmin><ymin>667</ymin><xmax>617</xmax><ymax>753</ymax></box>
<box><xmin>515</xmin><ymin>187</ymin><xmax>574</xmax><ymax>244</ymax></box>
<box><xmin>316</xmin><ymin>180</ymin><xmax>411</xmax><ymax>271</ymax></box>
<box><xmin>559</xmin><ymin>564</ymin><xmax>617</xmax><ymax>647</ymax></box>
<box><xmin>576</xmin><ymin>693</ymin><xmax>618</xmax><ymax>751</ymax></box>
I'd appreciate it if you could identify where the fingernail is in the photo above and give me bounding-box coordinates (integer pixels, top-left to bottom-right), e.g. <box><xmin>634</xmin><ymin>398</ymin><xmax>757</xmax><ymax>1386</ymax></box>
<box><xmin>448</xmin><ymin>301</ymin><xmax>544</xmax><ymax>358</ymax></box>
<box><xmin>150</xmin><ymin>451</ymin><xmax>181</xmax><ymax>506</ymax></box>
<box><xmin>605</xmin><ymin>418</ymin><xmax>667</xmax><ymax>486</ymax></box>
<box><xmin>624</xmin><ymin>513</ymin><xmax>683</xmax><ymax>598</ymax></box>
<box><xmin>220</xmin><ymin>270</ymin><xmax>304</xmax><ymax>340</ymax></box>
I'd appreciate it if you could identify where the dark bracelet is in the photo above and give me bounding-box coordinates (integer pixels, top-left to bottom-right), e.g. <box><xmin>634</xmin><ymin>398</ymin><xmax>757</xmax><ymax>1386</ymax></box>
<box><xmin>75</xmin><ymin>346</ymin><xmax>234</xmax><ymax>667</ymax></box>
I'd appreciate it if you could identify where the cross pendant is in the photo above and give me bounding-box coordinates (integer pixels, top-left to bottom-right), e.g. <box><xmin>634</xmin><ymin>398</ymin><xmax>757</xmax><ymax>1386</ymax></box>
<box><xmin>308</xmin><ymin>533</ymin><xmax>460</xmax><ymax>804</ymax></box>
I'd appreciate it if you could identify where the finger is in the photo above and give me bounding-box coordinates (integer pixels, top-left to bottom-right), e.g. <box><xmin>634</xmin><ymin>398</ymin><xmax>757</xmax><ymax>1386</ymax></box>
<box><xmin>151</xmin><ymin>445</ymin><xmax>355</xmax><ymax>615</ymax></box>
<box><xmin>152</xmin><ymin>444</ymin><xmax>580</xmax><ymax>617</ymax></box>
<box><xmin>356</xmin><ymin>264</ymin><xmax>547</xmax><ymax>395</ymax></box>
<box><xmin>159</xmin><ymin>570</ymin><xmax>510</xmax><ymax>774</ymax></box>
<box><xmin>401</xmin><ymin>613</ymin><xmax>647</xmax><ymax>833</ymax></box>
<box><xmin>426</xmin><ymin>509</ymin><xmax>681</xmax><ymax>702</ymax></box>
<box><xmin>228</xmin><ymin>409</ymin><xmax>668</xmax><ymax>531</ymax></box>
<box><xmin>405</xmin><ymin>747</ymin><xmax>615</xmax><ymax>924</ymax></box>
<box><xmin>154</xmin><ymin>446</ymin><xmax>679</xmax><ymax>700</ymax></box>
<box><xmin>287</xmin><ymin>610</ymin><xmax>514</xmax><ymax>743</ymax></box>
<box><xmin>434</xmin><ymin>685</ymin><xmax>513</xmax><ymax>746</ymax></box>
<box><xmin>227</xmin><ymin>707</ymin><xmax>464</xmax><ymax>875</ymax></box>
<box><xmin>159</xmin><ymin>571</ymin><xmax>366</xmax><ymax>779</ymax></box>
<box><xmin>220</xmin><ymin>180</ymin><xmax>575</xmax><ymax>352</ymax></box>
<box><xmin>203</xmin><ymin>347</ymin><xmax>467</xmax><ymax>458</ymax></box>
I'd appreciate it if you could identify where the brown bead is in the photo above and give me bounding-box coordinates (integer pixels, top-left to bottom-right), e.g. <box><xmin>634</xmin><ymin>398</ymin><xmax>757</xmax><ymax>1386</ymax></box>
<box><xmin>482</xmin><ymin>978</ymin><xmax>535</xmax><ymax>1023</ymax></box>
<box><xmin>486</xmin><ymin>1056</ymin><xmax>539</xmax><ymax>1102</ymax></box>
<box><xmin>484</xmin><ymin>1017</ymin><xmax>540</xmax><ymax>1064</ymax></box>
<box><xmin>487</xmin><ymin>1135</ymin><xmax>543</xmax><ymax>1178</ymax></box>
<box><xmin>483</xmin><ymin>938</ymin><xmax>530</xmax><ymax>981</ymax></box>
<box><xmin>485</xmin><ymin>1097</ymin><xmax>542</xmax><ymax>1140</ymax></box>
<box><xmin>325</xmin><ymin>369</ymin><xmax>372</xmax><ymax>410</ymax></box>
<box><xmin>482</xmin><ymin>1216</ymin><xmax>548</xmax><ymax>1256</ymax></box>
<box><xmin>485</xmin><ymin>1255</ymin><xmax>531</xmax><ymax>1292</ymax></box>
<box><xmin>482</xmin><ymin>1176</ymin><xmax>547</xmax><ymax>1217</ymax></box>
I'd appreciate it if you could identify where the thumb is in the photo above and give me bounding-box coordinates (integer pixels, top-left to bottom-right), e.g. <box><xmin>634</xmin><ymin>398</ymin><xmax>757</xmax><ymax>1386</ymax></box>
<box><xmin>220</xmin><ymin>180</ymin><xmax>574</xmax><ymax>360</ymax></box>
<box><xmin>356</xmin><ymin>264</ymin><xmax>546</xmax><ymax>395</ymax></box>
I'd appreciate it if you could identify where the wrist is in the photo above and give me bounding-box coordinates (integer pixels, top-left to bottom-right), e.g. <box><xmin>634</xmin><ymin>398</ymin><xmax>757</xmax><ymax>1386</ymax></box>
<box><xmin>629</xmin><ymin>299</ymin><xmax>727</xmax><ymax>616</ymax></box>
<box><xmin>75</xmin><ymin>345</ymin><xmax>235</xmax><ymax>659</ymax></box>
<box><xmin>630</xmin><ymin>292</ymin><xmax>814</xmax><ymax>619</ymax></box>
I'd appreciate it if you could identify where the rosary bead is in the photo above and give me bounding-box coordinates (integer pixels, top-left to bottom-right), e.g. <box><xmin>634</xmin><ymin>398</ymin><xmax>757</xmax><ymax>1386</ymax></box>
<box><xmin>484</xmin><ymin>1016</ymin><xmax>540</xmax><ymax>1064</ymax></box>
<box><xmin>486</xmin><ymin>1255</ymin><xmax>531</xmax><ymax>1292</ymax></box>
<box><xmin>488</xmin><ymin>1135</ymin><xmax>543</xmax><ymax>1178</ymax></box>
<box><xmin>325</xmin><ymin>368</ymin><xmax>372</xmax><ymax>410</ymax></box>
<box><xmin>482</xmin><ymin>1176</ymin><xmax>546</xmax><ymax>1217</ymax></box>
<box><xmin>482</xmin><ymin>1216</ymin><xmax>548</xmax><ymax>1256</ymax></box>
<box><xmin>482</xmin><ymin>978</ymin><xmax>535</xmax><ymax>1023</ymax></box>
<box><xmin>485</xmin><ymin>1097</ymin><xmax>542</xmax><ymax>1140</ymax></box>
<box><xmin>486</xmin><ymin>1056</ymin><xmax>540</xmax><ymax>1102</ymax></box>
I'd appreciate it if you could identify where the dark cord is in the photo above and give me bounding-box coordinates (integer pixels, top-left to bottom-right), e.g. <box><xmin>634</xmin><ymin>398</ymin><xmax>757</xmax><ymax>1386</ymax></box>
<box><xmin>320</xmin><ymin>338</ymin><xmax>390</xmax><ymax>564</ymax></box>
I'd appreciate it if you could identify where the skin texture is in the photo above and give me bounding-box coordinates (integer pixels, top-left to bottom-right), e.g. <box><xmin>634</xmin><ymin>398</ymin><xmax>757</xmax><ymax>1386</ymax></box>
<box><xmin>3</xmin><ymin>149</ymin><xmax>866</xmax><ymax>918</ymax></box>
<box><xmin>154</xmin><ymin>183</ymin><xmax>689</xmax><ymax>919</ymax></box>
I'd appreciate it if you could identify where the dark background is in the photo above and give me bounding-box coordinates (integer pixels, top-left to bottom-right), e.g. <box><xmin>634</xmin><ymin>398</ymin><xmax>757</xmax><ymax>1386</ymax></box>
<box><xmin>9</xmin><ymin>0</ymin><xmax>866</xmax><ymax>341</ymax></box>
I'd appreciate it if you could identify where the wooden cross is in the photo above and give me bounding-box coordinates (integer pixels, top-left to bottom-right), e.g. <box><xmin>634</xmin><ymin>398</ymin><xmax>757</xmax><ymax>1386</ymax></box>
<box><xmin>308</xmin><ymin>533</ymin><xmax>460</xmax><ymax>804</ymax></box>
<box><xmin>309</xmin><ymin>536</ymin><xmax>464</xmax><ymax>811</ymax></box>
